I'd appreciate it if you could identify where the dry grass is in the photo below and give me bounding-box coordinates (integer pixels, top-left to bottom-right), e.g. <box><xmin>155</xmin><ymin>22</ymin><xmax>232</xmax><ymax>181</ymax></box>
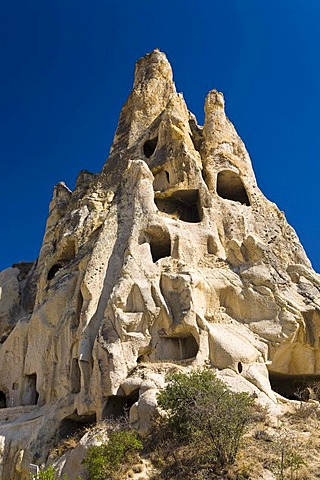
<box><xmin>231</xmin><ymin>400</ymin><xmax>320</xmax><ymax>479</ymax></box>
<box><xmin>50</xmin><ymin>428</ymin><xmax>85</xmax><ymax>458</ymax></box>
<box><xmin>143</xmin><ymin>399</ymin><xmax>320</xmax><ymax>480</ymax></box>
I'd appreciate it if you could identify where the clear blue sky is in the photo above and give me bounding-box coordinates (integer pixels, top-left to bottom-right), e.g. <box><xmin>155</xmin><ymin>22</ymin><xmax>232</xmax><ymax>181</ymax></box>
<box><xmin>1</xmin><ymin>0</ymin><xmax>320</xmax><ymax>272</ymax></box>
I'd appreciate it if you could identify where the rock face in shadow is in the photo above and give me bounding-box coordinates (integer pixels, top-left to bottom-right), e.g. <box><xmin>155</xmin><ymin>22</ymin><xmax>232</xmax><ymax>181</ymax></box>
<box><xmin>0</xmin><ymin>49</ymin><xmax>320</xmax><ymax>478</ymax></box>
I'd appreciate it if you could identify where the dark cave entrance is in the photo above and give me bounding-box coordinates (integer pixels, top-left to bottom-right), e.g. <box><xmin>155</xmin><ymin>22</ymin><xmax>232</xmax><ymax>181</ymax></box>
<box><xmin>0</xmin><ymin>391</ymin><xmax>6</xmax><ymax>408</ymax></box>
<box><xmin>141</xmin><ymin>226</ymin><xmax>171</xmax><ymax>263</ymax></box>
<box><xmin>143</xmin><ymin>137</ymin><xmax>158</xmax><ymax>158</ymax></box>
<box><xmin>269</xmin><ymin>373</ymin><xmax>320</xmax><ymax>401</ymax></box>
<box><xmin>58</xmin><ymin>413</ymin><xmax>96</xmax><ymax>440</ymax></box>
<box><xmin>150</xmin><ymin>234</ymin><xmax>171</xmax><ymax>262</ymax></box>
<box><xmin>47</xmin><ymin>264</ymin><xmax>62</xmax><ymax>281</ymax></box>
<box><xmin>102</xmin><ymin>389</ymin><xmax>140</xmax><ymax>419</ymax></box>
<box><xmin>217</xmin><ymin>170</ymin><xmax>250</xmax><ymax>206</ymax></box>
<box><xmin>155</xmin><ymin>189</ymin><xmax>202</xmax><ymax>223</ymax></box>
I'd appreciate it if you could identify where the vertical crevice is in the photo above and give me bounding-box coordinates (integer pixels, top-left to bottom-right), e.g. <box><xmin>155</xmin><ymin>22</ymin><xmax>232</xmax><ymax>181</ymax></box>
<box><xmin>71</xmin><ymin>358</ymin><xmax>81</xmax><ymax>394</ymax></box>
<box><xmin>188</xmin><ymin>119</ymin><xmax>203</xmax><ymax>152</ymax></box>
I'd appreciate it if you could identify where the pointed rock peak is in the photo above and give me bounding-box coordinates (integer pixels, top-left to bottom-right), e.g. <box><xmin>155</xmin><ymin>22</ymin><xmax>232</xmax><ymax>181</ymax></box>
<box><xmin>205</xmin><ymin>89</ymin><xmax>225</xmax><ymax>113</ymax></box>
<box><xmin>49</xmin><ymin>182</ymin><xmax>72</xmax><ymax>214</ymax></box>
<box><xmin>133</xmin><ymin>49</ymin><xmax>173</xmax><ymax>87</ymax></box>
<box><xmin>109</xmin><ymin>50</ymin><xmax>179</xmax><ymax>158</ymax></box>
<box><xmin>201</xmin><ymin>88</ymin><xmax>255</xmax><ymax>175</ymax></box>
<box><xmin>53</xmin><ymin>182</ymin><xmax>72</xmax><ymax>196</ymax></box>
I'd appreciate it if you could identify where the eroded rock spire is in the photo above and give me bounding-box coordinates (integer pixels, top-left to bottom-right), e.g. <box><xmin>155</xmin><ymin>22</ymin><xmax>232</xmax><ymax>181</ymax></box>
<box><xmin>0</xmin><ymin>50</ymin><xmax>318</xmax><ymax>479</ymax></box>
<box><xmin>110</xmin><ymin>49</ymin><xmax>176</xmax><ymax>155</ymax></box>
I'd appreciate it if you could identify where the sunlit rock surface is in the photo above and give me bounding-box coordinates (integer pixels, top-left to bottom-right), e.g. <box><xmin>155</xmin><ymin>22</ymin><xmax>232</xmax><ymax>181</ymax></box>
<box><xmin>0</xmin><ymin>49</ymin><xmax>319</xmax><ymax>479</ymax></box>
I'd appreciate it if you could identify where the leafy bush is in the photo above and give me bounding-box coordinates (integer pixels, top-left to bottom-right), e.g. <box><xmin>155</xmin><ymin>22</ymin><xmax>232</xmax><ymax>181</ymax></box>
<box><xmin>157</xmin><ymin>369</ymin><xmax>254</xmax><ymax>468</ymax></box>
<box><xmin>31</xmin><ymin>466</ymin><xmax>80</xmax><ymax>480</ymax></box>
<box><xmin>31</xmin><ymin>466</ymin><xmax>57</xmax><ymax>480</ymax></box>
<box><xmin>82</xmin><ymin>430</ymin><xmax>143</xmax><ymax>480</ymax></box>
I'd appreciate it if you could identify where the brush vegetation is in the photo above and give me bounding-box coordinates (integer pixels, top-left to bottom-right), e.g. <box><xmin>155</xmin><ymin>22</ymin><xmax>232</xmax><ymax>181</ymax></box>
<box><xmin>40</xmin><ymin>371</ymin><xmax>320</xmax><ymax>479</ymax></box>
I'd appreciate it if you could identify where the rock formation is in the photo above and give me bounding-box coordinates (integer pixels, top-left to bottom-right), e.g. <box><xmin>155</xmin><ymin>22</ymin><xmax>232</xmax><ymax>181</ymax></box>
<box><xmin>0</xmin><ymin>49</ymin><xmax>320</xmax><ymax>479</ymax></box>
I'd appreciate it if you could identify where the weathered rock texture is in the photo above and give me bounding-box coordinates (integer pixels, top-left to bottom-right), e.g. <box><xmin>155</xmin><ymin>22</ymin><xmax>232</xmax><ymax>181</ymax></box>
<box><xmin>0</xmin><ymin>49</ymin><xmax>320</xmax><ymax>479</ymax></box>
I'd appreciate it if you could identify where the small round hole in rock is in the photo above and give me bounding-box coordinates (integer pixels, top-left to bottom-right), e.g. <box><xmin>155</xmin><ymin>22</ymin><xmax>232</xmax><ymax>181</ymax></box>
<box><xmin>237</xmin><ymin>362</ymin><xmax>243</xmax><ymax>374</ymax></box>
<box><xmin>143</xmin><ymin>137</ymin><xmax>158</xmax><ymax>158</ymax></box>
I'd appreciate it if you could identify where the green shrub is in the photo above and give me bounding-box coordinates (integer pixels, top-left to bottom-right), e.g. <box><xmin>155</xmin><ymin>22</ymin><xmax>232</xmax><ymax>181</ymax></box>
<box><xmin>82</xmin><ymin>430</ymin><xmax>143</xmax><ymax>480</ymax></box>
<box><xmin>31</xmin><ymin>466</ymin><xmax>57</xmax><ymax>480</ymax></box>
<box><xmin>157</xmin><ymin>369</ymin><xmax>254</xmax><ymax>468</ymax></box>
<box><xmin>31</xmin><ymin>466</ymin><xmax>81</xmax><ymax>480</ymax></box>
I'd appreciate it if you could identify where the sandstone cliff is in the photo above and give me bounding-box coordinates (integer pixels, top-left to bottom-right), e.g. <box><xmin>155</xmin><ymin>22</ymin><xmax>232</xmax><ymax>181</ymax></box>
<box><xmin>0</xmin><ymin>49</ymin><xmax>320</xmax><ymax>479</ymax></box>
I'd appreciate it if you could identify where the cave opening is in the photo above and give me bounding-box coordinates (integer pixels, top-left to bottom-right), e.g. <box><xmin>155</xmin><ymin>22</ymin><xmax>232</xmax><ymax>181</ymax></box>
<box><xmin>155</xmin><ymin>189</ymin><xmax>202</xmax><ymax>223</ymax></box>
<box><xmin>47</xmin><ymin>240</ymin><xmax>76</xmax><ymax>282</ymax></box>
<box><xmin>102</xmin><ymin>389</ymin><xmax>139</xmax><ymax>419</ymax></box>
<box><xmin>269</xmin><ymin>373</ymin><xmax>320</xmax><ymax>401</ymax></box>
<box><xmin>47</xmin><ymin>264</ymin><xmax>62</xmax><ymax>281</ymax></box>
<box><xmin>154</xmin><ymin>335</ymin><xmax>199</xmax><ymax>362</ymax></box>
<box><xmin>141</xmin><ymin>226</ymin><xmax>171</xmax><ymax>263</ymax></box>
<box><xmin>143</xmin><ymin>137</ymin><xmax>158</xmax><ymax>158</ymax></box>
<box><xmin>0</xmin><ymin>391</ymin><xmax>6</xmax><ymax>408</ymax></box>
<box><xmin>23</xmin><ymin>373</ymin><xmax>39</xmax><ymax>405</ymax></box>
<box><xmin>217</xmin><ymin>170</ymin><xmax>250</xmax><ymax>206</ymax></box>
<box><xmin>58</xmin><ymin>413</ymin><xmax>96</xmax><ymax>440</ymax></box>
<box><xmin>150</xmin><ymin>235</ymin><xmax>171</xmax><ymax>263</ymax></box>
